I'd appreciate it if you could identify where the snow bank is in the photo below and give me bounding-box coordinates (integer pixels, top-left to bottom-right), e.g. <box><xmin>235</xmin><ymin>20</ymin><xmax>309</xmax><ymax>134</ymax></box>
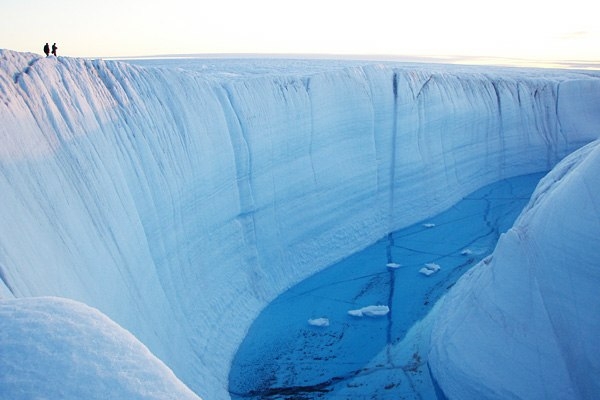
<box><xmin>1</xmin><ymin>49</ymin><xmax>599</xmax><ymax>398</ymax></box>
<box><xmin>0</xmin><ymin>297</ymin><xmax>200</xmax><ymax>400</ymax></box>
<box><xmin>429</xmin><ymin>139</ymin><xmax>600</xmax><ymax>399</ymax></box>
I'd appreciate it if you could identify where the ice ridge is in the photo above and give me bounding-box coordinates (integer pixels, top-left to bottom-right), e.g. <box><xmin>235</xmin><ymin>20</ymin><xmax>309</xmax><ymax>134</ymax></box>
<box><xmin>429</xmin><ymin>139</ymin><xmax>600</xmax><ymax>399</ymax></box>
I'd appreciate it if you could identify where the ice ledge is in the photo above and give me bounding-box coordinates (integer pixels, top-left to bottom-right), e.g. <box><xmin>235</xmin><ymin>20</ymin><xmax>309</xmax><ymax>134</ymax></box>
<box><xmin>429</xmin><ymin>139</ymin><xmax>600</xmax><ymax>399</ymax></box>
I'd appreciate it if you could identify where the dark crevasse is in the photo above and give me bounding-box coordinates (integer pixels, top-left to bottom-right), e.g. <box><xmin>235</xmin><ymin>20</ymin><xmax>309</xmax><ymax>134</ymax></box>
<box><xmin>229</xmin><ymin>172</ymin><xmax>544</xmax><ymax>399</ymax></box>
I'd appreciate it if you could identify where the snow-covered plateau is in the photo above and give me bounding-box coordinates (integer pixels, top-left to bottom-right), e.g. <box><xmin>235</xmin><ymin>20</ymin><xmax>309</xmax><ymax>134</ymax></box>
<box><xmin>0</xmin><ymin>49</ymin><xmax>599</xmax><ymax>399</ymax></box>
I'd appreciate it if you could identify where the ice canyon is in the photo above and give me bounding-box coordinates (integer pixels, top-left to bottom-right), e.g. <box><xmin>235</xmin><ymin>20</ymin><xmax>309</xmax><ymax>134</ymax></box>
<box><xmin>1</xmin><ymin>50</ymin><xmax>599</xmax><ymax>399</ymax></box>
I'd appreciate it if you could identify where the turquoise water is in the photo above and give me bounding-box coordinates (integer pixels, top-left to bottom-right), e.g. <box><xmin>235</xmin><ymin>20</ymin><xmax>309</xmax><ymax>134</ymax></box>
<box><xmin>229</xmin><ymin>173</ymin><xmax>544</xmax><ymax>399</ymax></box>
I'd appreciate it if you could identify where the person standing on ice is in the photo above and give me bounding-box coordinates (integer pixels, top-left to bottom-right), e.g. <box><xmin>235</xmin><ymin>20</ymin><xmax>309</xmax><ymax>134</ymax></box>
<box><xmin>43</xmin><ymin>43</ymin><xmax>50</xmax><ymax>56</ymax></box>
<box><xmin>51</xmin><ymin>43</ymin><xmax>57</xmax><ymax>56</ymax></box>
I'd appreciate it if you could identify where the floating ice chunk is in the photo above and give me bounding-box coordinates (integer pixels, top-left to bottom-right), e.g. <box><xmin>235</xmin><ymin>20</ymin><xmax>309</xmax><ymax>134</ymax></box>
<box><xmin>362</xmin><ymin>305</ymin><xmax>390</xmax><ymax>317</ymax></box>
<box><xmin>348</xmin><ymin>305</ymin><xmax>390</xmax><ymax>317</ymax></box>
<box><xmin>386</xmin><ymin>262</ymin><xmax>401</xmax><ymax>269</ymax></box>
<box><xmin>420</xmin><ymin>263</ymin><xmax>441</xmax><ymax>276</ymax></box>
<box><xmin>461</xmin><ymin>249</ymin><xmax>473</xmax><ymax>256</ymax></box>
<box><xmin>423</xmin><ymin>223</ymin><xmax>436</xmax><ymax>228</ymax></box>
<box><xmin>347</xmin><ymin>309</ymin><xmax>364</xmax><ymax>317</ymax></box>
<box><xmin>425</xmin><ymin>263</ymin><xmax>441</xmax><ymax>272</ymax></box>
<box><xmin>308</xmin><ymin>318</ymin><xmax>330</xmax><ymax>327</ymax></box>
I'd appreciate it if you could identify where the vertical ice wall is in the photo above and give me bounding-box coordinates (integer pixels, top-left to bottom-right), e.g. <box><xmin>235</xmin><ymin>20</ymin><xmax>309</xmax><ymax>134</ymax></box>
<box><xmin>1</xmin><ymin>50</ymin><xmax>599</xmax><ymax>398</ymax></box>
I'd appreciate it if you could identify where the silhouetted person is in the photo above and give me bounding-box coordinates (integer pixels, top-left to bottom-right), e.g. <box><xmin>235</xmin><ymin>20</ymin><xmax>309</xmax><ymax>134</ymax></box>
<box><xmin>43</xmin><ymin>43</ymin><xmax>50</xmax><ymax>56</ymax></box>
<box><xmin>51</xmin><ymin>43</ymin><xmax>57</xmax><ymax>56</ymax></box>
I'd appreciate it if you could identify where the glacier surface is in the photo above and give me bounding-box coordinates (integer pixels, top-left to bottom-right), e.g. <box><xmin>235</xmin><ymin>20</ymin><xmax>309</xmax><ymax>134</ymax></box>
<box><xmin>1</xmin><ymin>49</ymin><xmax>600</xmax><ymax>398</ymax></box>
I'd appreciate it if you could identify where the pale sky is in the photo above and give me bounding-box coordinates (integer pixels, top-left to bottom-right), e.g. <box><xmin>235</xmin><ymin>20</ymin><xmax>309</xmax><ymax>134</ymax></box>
<box><xmin>1</xmin><ymin>0</ymin><xmax>598</xmax><ymax>66</ymax></box>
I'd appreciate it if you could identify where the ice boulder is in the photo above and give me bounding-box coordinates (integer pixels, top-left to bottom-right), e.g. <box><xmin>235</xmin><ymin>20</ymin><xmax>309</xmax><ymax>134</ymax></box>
<box><xmin>429</xmin><ymin>139</ymin><xmax>600</xmax><ymax>399</ymax></box>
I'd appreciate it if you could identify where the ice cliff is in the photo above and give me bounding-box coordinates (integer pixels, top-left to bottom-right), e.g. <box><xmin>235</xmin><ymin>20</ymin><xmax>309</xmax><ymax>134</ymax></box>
<box><xmin>0</xmin><ymin>49</ymin><xmax>599</xmax><ymax>398</ymax></box>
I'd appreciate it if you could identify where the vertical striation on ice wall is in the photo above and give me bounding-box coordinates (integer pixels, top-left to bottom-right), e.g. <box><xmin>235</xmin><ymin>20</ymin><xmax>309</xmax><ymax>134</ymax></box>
<box><xmin>1</xmin><ymin>49</ymin><xmax>599</xmax><ymax>398</ymax></box>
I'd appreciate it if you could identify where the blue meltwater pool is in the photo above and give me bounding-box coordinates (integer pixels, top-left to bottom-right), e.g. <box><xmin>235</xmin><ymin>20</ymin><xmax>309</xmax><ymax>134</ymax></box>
<box><xmin>229</xmin><ymin>173</ymin><xmax>544</xmax><ymax>399</ymax></box>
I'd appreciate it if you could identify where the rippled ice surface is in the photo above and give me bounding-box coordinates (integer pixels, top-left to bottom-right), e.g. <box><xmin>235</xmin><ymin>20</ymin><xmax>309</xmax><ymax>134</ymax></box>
<box><xmin>229</xmin><ymin>173</ymin><xmax>544</xmax><ymax>399</ymax></box>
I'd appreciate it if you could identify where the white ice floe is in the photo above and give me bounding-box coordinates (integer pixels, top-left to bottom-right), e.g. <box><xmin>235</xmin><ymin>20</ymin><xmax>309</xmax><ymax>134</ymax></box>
<box><xmin>420</xmin><ymin>263</ymin><xmax>441</xmax><ymax>276</ymax></box>
<box><xmin>348</xmin><ymin>305</ymin><xmax>390</xmax><ymax>317</ymax></box>
<box><xmin>461</xmin><ymin>249</ymin><xmax>473</xmax><ymax>256</ymax></box>
<box><xmin>423</xmin><ymin>223</ymin><xmax>436</xmax><ymax>228</ymax></box>
<box><xmin>425</xmin><ymin>263</ymin><xmax>440</xmax><ymax>272</ymax></box>
<box><xmin>308</xmin><ymin>318</ymin><xmax>330</xmax><ymax>327</ymax></box>
<box><xmin>386</xmin><ymin>262</ymin><xmax>401</xmax><ymax>269</ymax></box>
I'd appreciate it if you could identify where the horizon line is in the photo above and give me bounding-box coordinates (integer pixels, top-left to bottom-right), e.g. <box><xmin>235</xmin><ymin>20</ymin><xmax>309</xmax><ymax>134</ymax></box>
<box><xmin>107</xmin><ymin>52</ymin><xmax>600</xmax><ymax>70</ymax></box>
